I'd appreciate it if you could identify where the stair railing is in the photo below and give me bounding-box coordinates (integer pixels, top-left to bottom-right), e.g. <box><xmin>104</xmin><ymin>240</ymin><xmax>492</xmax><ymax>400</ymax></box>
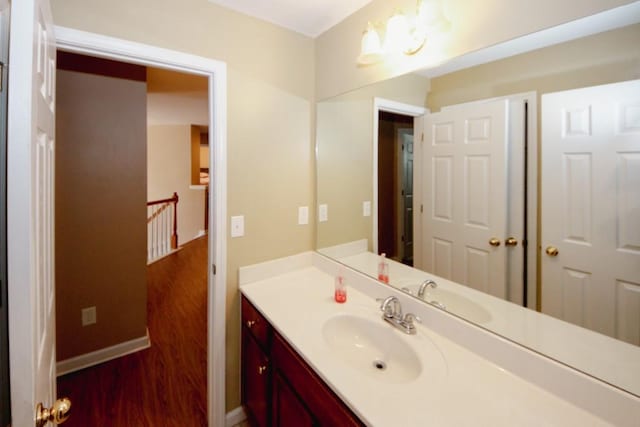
<box><xmin>147</xmin><ymin>192</ymin><xmax>178</xmax><ymax>263</ymax></box>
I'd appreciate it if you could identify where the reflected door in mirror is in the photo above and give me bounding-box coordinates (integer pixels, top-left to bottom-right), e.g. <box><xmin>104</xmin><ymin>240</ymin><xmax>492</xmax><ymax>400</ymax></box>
<box><xmin>541</xmin><ymin>79</ymin><xmax>640</xmax><ymax>345</ymax></box>
<box><xmin>423</xmin><ymin>99</ymin><xmax>510</xmax><ymax>299</ymax></box>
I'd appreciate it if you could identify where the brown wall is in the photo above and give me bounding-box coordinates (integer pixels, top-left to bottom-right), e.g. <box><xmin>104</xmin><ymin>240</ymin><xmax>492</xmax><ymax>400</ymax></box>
<box><xmin>55</xmin><ymin>66</ymin><xmax>148</xmax><ymax>360</ymax></box>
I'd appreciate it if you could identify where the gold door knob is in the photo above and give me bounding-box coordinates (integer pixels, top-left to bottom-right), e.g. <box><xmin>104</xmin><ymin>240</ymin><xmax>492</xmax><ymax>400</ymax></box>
<box><xmin>545</xmin><ymin>246</ymin><xmax>559</xmax><ymax>257</ymax></box>
<box><xmin>489</xmin><ymin>238</ymin><xmax>501</xmax><ymax>247</ymax></box>
<box><xmin>258</xmin><ymin>365</ymin><xmax>267</xmax><ymax>375</ymax></box>
<box><xmin>36</xmin><ymin>398</ymin><xmax>72</xmax><ymax>427</ymax></box>
<box><xmin>505</xmin><ymin>237</ymin><xmax>518</xmax><ymax>247</ymax></box>
<box><xmin>246</xmin><ymin>320</ymin><xmax>256</xmax><ymax>328</ymax></box>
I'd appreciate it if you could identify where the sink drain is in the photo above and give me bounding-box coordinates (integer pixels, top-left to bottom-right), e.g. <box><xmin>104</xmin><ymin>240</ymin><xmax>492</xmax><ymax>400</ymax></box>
<box><xmin>372</xmin><ymin>360</ymin><xmax>387</xmax><ymax>371</ymax></box>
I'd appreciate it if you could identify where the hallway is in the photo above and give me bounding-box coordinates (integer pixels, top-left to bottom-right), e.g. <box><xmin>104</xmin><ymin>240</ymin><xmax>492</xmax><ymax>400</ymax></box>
<box><xmin>57</xmin><ymin>236</ymin><xmax>208</xmax><ymax>426</ymax></box>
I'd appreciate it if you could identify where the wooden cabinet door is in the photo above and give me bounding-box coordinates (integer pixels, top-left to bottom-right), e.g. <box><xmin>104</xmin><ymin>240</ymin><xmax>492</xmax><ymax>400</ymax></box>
<box><xmin>242</xmin><ymin>330</ymin><xmax>270</xmax><ymax>427</ymax></box>
<box><xmin>272</xmin><ymin>373</ymin><xmax>314</xmax><ymax>427</ymax></box>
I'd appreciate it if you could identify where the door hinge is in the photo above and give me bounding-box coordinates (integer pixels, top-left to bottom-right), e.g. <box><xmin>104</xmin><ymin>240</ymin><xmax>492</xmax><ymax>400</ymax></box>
<box><xmin>420</xmin><ymin>204</ymin><xmax>423</xmax><ymax>213</ymax></box>
<box><xmin>0</xmin><ymin>62</ymin><xmax>4</xmax><ymax>92</ymax></box>
<box><xmin>421</xmin><ymin>132</ymin><xmax>424</xmax><ymax>142</ymax></box>
<box><xmin>212</xmin><ymin>264</ymin><xmax>217</xmax><ymax>275</ymax></box>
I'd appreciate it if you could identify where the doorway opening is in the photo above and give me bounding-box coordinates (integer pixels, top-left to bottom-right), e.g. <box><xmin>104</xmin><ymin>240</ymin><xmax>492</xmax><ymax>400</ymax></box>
<box><xmin>53</xmin><ymin>27</ymin><xmax>227</xmax><ymax>426</ymax></box>
<box><xmin>377</xmin><ymin>111</ymin><xmax>414</xmax><ymax>266</ymax></box>
<box><xmin>53</xmin><ymin>51</ymin><xmax>212</xmax><ymax>424</ymax></box>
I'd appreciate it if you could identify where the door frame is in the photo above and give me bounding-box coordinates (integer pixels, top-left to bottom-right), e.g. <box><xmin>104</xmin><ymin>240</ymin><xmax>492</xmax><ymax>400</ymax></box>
<box><xmin>372</xmin><ymin>98</ymin><xmax>426</xmax><ymax>255</ymax></box>
<box><xmin>53</xmin><ymin>27</ymin><xmax>228</xmax><ymax>426</ymax></box>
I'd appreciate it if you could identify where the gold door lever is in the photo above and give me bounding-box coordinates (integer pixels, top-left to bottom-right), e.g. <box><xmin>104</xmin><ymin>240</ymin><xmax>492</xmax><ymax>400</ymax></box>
<box><xmin>36</xmin><ymin>398</ymin><xmax>71</xmax><ymax>427</ymax></box>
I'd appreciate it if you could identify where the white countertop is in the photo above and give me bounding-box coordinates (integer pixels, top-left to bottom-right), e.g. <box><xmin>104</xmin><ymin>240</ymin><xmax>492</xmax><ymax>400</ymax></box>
<box><xmin>335</xmin><ymin>250</ymin><xmax>640</xmax><ymax>398</ymax></box>
<box><xmin>240</xmin><ymin>260</ymin><xmax>618</xmax><ymax>426</ymax></box>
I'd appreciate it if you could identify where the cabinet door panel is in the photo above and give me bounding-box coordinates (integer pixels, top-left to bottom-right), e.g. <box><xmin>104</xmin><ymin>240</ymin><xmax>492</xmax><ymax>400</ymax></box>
<box><xmin>272</xmin><ymin>373</ymin><xmax>314</xmax><ymax>427</ymax></box>
<box><xmin>242</xmin><ymin>330</ymin><xmax>270</xmax><ymax>427</ymax></box>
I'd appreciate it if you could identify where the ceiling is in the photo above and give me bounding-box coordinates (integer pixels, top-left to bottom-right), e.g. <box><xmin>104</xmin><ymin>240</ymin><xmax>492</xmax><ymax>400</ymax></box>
<box><xmin>207</xmin><ymin>0</ymin><xmax>373</xmax><ymax>37</ymax></box>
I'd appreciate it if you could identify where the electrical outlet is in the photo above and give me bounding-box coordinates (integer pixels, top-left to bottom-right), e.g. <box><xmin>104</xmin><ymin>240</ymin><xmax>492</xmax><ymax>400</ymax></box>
<box><xmin>363</xmin><ymin>201</ymin><xmax>371</xmax><ymax>217</ymax></box>
<box><xmin>298</xmin><ymin>206</ymin><xmax>309</xmax><ymax>225</ymax></box>
<box><xmin>81</xmin><ymin>306</ymin><xmax>97</xmax><ymax>326</ymax></box>
<box><xmin>319</xmin><ymin>204</ymin><xmax>328</xmax><ymax>222</ymax></box>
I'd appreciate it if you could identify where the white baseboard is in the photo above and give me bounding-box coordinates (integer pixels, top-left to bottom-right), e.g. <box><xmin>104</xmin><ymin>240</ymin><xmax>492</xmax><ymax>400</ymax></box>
<box><xmin>56</xmin><ymin>328</ymin><xmax>151</xmax><ymax>376</ymax></box>
<box><xmin>225</xmin><ymin>406</ymin><xmax>247</xmax><ymax>427</ymax></box>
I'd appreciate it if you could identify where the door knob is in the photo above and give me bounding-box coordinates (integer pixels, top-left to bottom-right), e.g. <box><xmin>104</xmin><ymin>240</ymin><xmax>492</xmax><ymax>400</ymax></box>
<box><xmin>258</xmin><ymin>365</ymin><xmax>267</xmax><ymax>375</ymax></box>
<box><xmin>505</xmin><ymin>237</ymin><xmax>518</xmax><ymax>246</ymax></box>
<box><xmin>36</xmin><ymin>398</ymin><xmax>71</xmax><ymax>427</ymax></box>
<box><xmin>489</xmin><ymin>238</ymin><xmax>501</xmax><ymax>247</ymax></box>
<box><xmin>246</xmin><ymin>320</ymin><xmax>256</xmax><ymax>328</ymax></box>
<box><xmin>545</xmin><ymin>246</ymin><xmax>559</xmax><ymax>257</ymax></box>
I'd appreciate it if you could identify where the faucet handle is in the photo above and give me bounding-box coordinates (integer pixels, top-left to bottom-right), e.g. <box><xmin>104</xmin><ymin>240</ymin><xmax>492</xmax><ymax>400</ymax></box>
<box><xmin>403</xmin><ymin>313</ymin><xmax>422</xmax><ymax>325</ymax></box>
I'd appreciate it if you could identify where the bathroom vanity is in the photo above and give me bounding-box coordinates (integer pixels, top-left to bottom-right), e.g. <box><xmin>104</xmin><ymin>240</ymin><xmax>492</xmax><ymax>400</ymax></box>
<box><xmin>241</xmin><ymin>296</ymin><xmax>362</xmax><ymax>426</ymax></box>
<box><xmin>239</xmin><ymin>252</ymin><xmax>640</xmax><ymax>426</ymax></box>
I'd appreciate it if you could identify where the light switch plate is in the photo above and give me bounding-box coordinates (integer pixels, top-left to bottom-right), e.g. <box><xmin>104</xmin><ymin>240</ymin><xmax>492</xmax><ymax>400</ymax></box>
<box><xmin>363</xmin><ymin>201</ymin><xmax>371</xmax><ymax>217</ymax></box>
<box><xmin>298</xmin><ymin>206</ymin><xmax>309</xmax><ymax>225</ymax></box>
<box><xmin>319</xmin><ymin>204</ymin><xmax>328</xmax><ymax>222</ymax></box>
<box><xmin>231</xmin><ymin>215</ymin><xmax>245</xmax><ymax>237</ymax></box>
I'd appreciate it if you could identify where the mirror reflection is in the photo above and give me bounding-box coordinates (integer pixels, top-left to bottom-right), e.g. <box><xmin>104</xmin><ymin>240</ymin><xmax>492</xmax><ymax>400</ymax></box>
<box><xmin>316</xmin><ymin>22</ymin><xmax>640</xmax><ymax>396</ymax></box>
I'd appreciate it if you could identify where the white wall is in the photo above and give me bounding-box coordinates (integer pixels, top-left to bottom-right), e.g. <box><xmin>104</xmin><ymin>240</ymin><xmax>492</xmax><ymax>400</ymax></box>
<box><xmin>147</xmin><ymin>125</ymin><xmax>206</xmax><ymax>246</ymax></box>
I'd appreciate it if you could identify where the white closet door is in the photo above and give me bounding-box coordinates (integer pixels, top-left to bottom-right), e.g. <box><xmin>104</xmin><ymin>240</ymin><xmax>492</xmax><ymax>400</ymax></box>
<box><xmin>8</xmin><ymin>0</ymin><xmax>60</xmax><ymax>425</ymax></box>
<box><xmin>423</xmin><ymin>99</ymin><xmax>509</xmax><ymax>298</ymax></box>
<box><xmin>541</xmin><ymin>80</ymin><xmax>640</xmax><ymax>344</ymax></box>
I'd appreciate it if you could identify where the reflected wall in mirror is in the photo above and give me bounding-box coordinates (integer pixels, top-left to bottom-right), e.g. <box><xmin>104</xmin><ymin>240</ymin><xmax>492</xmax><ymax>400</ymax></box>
<box><xmin>316</xmin><ymin>21</ymin><xmax>640</xmax><ymax>396</ymax></box>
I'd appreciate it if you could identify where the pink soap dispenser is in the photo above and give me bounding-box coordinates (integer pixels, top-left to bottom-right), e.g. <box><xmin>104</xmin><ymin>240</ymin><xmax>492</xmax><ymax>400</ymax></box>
<box><xmin>378</xmin><ymin>253</ymin><xmax>389</xmax><ymax>284</ymax></box>
<box><xmin>334</xmin><ymin>275</ymin><xmax>347</xmax><ymax>303</ymax></box>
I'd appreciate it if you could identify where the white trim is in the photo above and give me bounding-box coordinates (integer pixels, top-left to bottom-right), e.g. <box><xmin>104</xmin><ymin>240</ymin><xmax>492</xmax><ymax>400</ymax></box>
<box><xmin>54</xmin><ymin>27</ymin><xmax>228</xmax><ymax>427</ymax></box>
<box><xmin>56</xmin><ymin>330</ymin><xmax>150</xmax><ymax>376</ymax></box>
<box><xmin>372</xmin><ymin>98</ymin><xmax>427</xmax><ymax>255</ymax></box>
<box><xmin>225</xmin><ymin>406</ymin><xmax>247</xmax><ymax>427</ymax></box>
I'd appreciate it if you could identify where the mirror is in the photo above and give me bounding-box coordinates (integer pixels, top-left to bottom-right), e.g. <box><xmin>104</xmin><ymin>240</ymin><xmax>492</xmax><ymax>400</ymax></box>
<box><xmin>316</xmin><ymin>16</ymin><xmax>640</xmax><ymax>397</ymax></box>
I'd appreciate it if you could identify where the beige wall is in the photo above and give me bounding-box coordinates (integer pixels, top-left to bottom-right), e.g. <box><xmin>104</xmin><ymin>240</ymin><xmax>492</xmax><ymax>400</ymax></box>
<box><xmin>55</xmin><ymin>69</ymin><xmax>147</xmax><ymax>360</ymax></box>
<box><xmin>317</xmin><ymin>73</ymin><xmax>430</xmax><ymax>249</ymax></box>
<box><xmin>427</xmin><ymin>23</ymin><xmax>640</xmax><ymax>110</ymax></box>
<box><xmin>51</xmin><ymin>0</ymin><xmax>315</xmax><ymax>411</ymax></box>
<box><xmin>315</xmin><ymin>0</ymin><xmax>636</xmax><ymax>100</ymax></box>
<box><xmin>147</xmin><ymin>125</ymin><xmax>206</xmax><ymax>245</ymax></box>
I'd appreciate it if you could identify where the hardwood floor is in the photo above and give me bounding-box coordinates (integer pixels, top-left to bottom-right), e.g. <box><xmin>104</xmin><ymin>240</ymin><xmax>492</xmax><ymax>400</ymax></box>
<box><xmin>57</xmin><ymin>236</ymin><xmax>208</xmax><ymax>426</ymax></box>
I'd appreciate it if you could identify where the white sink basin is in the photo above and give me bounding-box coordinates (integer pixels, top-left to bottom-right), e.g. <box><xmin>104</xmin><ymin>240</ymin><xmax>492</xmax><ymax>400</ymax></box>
<box><xmin>413</xmin><ymin>287</ymin><xmax>492</xmax><ymax>324</ymax></box>
<box><xmin>322</xmin><ymin>314</ymin><xmax>423</xmax><ymax>383</ymax></box>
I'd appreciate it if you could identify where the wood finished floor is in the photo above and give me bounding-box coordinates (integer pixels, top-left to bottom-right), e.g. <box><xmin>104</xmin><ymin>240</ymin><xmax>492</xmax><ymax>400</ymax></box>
<box><xmin>57</xmin><ymin>236</ymin><xmax>208</xmax><ymax>426</ymax></box>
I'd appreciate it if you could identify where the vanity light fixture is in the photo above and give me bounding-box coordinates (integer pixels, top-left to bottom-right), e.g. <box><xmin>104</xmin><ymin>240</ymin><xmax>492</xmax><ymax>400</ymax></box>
<box><xmin>357</xmin><ymin>0</ymin><xmax>450</xmax><ymax>65</ymax></box>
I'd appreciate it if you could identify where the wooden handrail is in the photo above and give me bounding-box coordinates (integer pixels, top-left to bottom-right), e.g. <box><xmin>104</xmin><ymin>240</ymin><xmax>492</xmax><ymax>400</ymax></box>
<box><xmin>147</xmin><ymin>192</ymin><xmax>179</xmax><ymax>207</ymax></box>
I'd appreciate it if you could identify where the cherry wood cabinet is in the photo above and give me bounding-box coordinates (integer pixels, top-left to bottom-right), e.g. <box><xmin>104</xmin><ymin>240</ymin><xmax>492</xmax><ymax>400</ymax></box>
<box><xmin>241</xmin><ymin>297</ymin><xmax>364</xmax><ymax>427</ymax></box>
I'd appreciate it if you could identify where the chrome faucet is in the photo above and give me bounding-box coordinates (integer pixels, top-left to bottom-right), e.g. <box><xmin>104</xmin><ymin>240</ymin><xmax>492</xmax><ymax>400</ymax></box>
<box><xmin>417</xmin><ymin>279</ymin><xmax>437</xmax><ymax>298</ymax></box>
<box><xmin>378</xmin><ymin>296</ymin><xmax>421</xmax><ymax>334</ymax></box>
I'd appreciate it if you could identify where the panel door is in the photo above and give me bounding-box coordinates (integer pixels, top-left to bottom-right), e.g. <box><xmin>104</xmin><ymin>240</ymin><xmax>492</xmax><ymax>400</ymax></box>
<box><xmin>423</xmin><ymin>100</ymin><xmax>509</xmax><ymax>298</ymax></box>
<box><xmin>541</xmin><ymin>80</ymin><xmax>640</xmax><ymax>344</ymax></box>
<box><xmin>7</xmin><ymin>0</ymin><xmax>57</xmax><ymax>425</ymax></box>
<box><xmin>401</xmin><ymin>131</ymin><xmax>414</xmax><ymax>264</ymax></box>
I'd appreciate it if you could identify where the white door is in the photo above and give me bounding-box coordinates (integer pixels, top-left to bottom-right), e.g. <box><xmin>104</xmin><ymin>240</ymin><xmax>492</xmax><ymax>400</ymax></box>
<box><xmin>541</xmin><ymin>80</ymin><xmax>640</xmax><ymax>345</ymax></box>
<box><xmin>423</xmin><ymin>99</ymin><xmax>509</xmax><ymax>298</ymax></box>
<box><xmin>7</xmin><ymin>0</ymin><xmax>62</xmax><ymax>425</ymax></box>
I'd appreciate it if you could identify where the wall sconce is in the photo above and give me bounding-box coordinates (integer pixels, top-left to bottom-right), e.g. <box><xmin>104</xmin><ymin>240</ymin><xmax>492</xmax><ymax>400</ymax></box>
<box><xmin>357</xmin><ymin>0</ymin><xmax>450</xmax><ymax>65</ymax></box>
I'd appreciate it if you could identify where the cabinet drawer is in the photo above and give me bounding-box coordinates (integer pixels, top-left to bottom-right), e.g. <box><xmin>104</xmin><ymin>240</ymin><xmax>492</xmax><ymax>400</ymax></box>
<box><xmin>242</xmin><ymin>297</ymin><xmax>271</xmax><ymax>350</ymax></box>
<box><xmin>272</xmin><ymin>332</ymin><xmax>364</xmax><ymax>427</ymax></box>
